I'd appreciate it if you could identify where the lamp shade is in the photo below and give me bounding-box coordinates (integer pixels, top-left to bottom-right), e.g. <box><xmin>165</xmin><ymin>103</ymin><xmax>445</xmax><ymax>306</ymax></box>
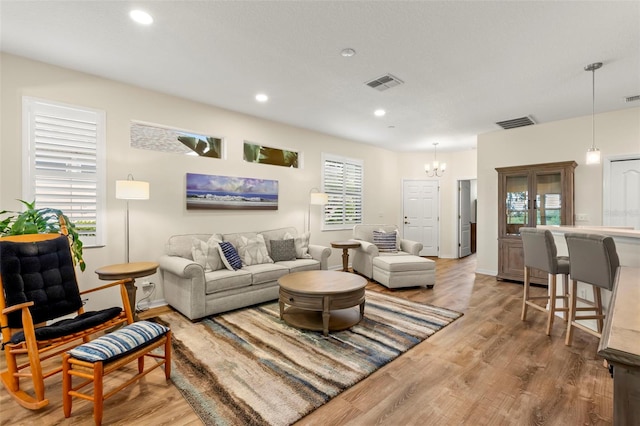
<box><xmin>310</xmin><ymin>192</ymin><xmax>328</xmax><ymax>205</ymax></box>
<box><xmin>116</xmin><ymin>180</ymin><xmax>150</xmax><ymax>200</ymax></box>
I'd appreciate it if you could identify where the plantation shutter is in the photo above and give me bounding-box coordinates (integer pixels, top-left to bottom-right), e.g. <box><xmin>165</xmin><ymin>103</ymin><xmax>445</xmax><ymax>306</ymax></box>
<box><xmin>322</xmin><ymin>154</ymin><xmax>363</xmax><ymax>230</ymax></box>
<box><xmin>23</xmin><ymin>97</ymin><xmax>105</xmax><ymax>246</ymax></box>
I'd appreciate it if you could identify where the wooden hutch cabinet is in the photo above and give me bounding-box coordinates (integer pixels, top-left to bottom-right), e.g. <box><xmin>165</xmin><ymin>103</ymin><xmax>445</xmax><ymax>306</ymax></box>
<box><xmin>496</xmin><ymin>161</ymin><xmax>577</xmax><ymax>284</ymax></box>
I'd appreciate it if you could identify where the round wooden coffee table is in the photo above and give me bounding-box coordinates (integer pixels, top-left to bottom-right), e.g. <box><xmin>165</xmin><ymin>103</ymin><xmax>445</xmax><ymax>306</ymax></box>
<box><xmin>278</xmin><ymin>270</ymin><xmax>367</xmax><ymax>336</ymax></box>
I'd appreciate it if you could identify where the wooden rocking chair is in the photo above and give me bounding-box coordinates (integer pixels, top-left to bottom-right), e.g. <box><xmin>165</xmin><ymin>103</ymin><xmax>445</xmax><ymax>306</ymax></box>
<box><xmin>0</xmin><ymin>232</ymin><xmax>134</xmax><ymax>410</ymax></box>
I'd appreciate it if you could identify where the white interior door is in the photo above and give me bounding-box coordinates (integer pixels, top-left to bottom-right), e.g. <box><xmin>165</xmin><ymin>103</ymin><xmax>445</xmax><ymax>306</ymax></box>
<box><xmin>458</xmin><ymin>180</ymin><xmax>471</xmax><ymax>258</ymax></box>
<box><xmin>605</xmin><ymin>158</ymin><xmax>640</xmax><ymax>229</ymax></box>
<box><xmin>403</xmin><ymin>180</ymin><xmax>439</xmax><ymax>256</ymax></box>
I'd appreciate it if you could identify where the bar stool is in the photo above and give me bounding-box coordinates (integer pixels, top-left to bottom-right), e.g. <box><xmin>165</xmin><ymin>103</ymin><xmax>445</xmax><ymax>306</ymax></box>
<box><xmin>564</xmin><ymin>233</ymin><xmax>619</xmax><ymax>346</ymax></box>
<box><xmin>520</xmin><ymin>227</ymin><xmax>570</xmax><ymax>336</ymax></box>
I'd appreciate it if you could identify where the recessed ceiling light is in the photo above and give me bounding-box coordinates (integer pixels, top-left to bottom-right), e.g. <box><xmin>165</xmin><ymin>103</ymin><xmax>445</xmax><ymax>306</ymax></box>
<box><xmin>341</xmin><ymin>48</ymin><xmax>356</xmax><ymax>57</ymax></box>
<box><xmin>255</xmin><ymin>93</ymin><xmax>269</xmax><ymax>102</ymax></box>
<box><xmin>374</xmin><ymin>109</ymin><xmax>386</xmax><ymax>117</ymax></box>
<box><xmin>130</xmin><ymin>10</ymin><xmax>153</xmax><ymax>25</ymax></box>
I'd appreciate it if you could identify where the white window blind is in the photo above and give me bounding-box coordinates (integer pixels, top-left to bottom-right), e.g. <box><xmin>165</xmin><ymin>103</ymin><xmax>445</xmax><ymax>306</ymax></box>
<box><xmin>22</xmin><ymin>97</ymin><xmax>105</xmax><ymax>246</ymax></box>
<box><xmin>322</xmin><ymin>154</ymin><xmax>363</xmax><ymax>230</ymax></box>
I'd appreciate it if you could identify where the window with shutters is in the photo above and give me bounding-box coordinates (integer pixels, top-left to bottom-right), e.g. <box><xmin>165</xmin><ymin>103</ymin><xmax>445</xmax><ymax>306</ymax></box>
<box><xmin>321</xmin><ymin>154</ymin><xmax>363</xmax><ymax>230</ymax></box>
<box><xmin>22</xmin><ymin>97</ymin><xmax>106</xmax><ymax>247</ymax></box>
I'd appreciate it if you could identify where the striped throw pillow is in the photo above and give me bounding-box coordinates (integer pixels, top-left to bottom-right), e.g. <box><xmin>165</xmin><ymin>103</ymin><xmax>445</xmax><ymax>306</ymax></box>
<box><xmin>68</xmin><ymin>321</ymin><xmax>169</xmax><ymax>363</ymax></box>
<box><xmin>217</xmin><ymin>241</ymin><xmax>243</xmax><ymax>270</ymax></box>
<box><xmin>373</xmin><ymin>230</ymin><xmax>398</xmax><ymax>253</ymax></box>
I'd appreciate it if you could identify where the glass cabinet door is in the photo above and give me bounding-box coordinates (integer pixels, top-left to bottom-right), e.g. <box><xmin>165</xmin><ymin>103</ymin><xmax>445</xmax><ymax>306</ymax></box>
<box><xmin>534</xmin><ymin>172</ymin><xmax>562</xmax><ymax>226</ymax></box>
<box><xmin>504</xmin><ymin>174</ymin><xmax>529</xmax><ymax>235</ymax></box>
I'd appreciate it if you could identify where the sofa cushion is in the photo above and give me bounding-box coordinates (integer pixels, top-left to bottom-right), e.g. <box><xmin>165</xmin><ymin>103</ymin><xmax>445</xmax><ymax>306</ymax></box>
<box><xmin>243</xmin><ymin>263</ymin><xmax>290</xmax><ymax>285</ymax></box>
<box><xmin>217</xmin><ymin>241</ymin><xmax>243</xmax><ymax>270</ymax></box>
<box><xmin>276</xmin><ymin>258</ymin><xmax>321</xmax><ymax>273</ymax></box>
<box><xmin>204</xmin><ymin>268</ymin><xmax>252</xmax><ymax>294</ymax></box>
<box><xmin>269</xmin><ymin>239</ymin><xmax>297</xmax><ymax>262</ymax></box>
<box><xmin>373</xmin><ymin>230</ymin><xmax>399</xmax><ymax>253</ymax></box>
<box><xmin>191</xmin><ymin>235</ymin><xmax>224</xmax><ymax>271</ymax></box>
<box><xmin>68</xmin><ymin>321</ymin><xmax>169</xmax><ymax>363</ymax></box>
<box><xmin>236</xmin><ymin>234</ymin><xmax>273</xmax><ymax>266</ymax></box>
<box><xmin>284</xmin><ymin>231</ymin><xmax>312</xmax><ymax>259</ymax></box>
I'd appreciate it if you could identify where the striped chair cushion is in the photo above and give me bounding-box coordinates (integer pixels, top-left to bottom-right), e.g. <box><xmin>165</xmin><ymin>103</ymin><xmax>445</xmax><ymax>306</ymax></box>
<box><xmin>373</xmin><ymin>230</ymin><xmax>398</xmax><ymax>253</ymax></box>
<box><xmin>68</xmin><ymin>321</ymin><xmax>169</xmax><ymax>363</ymax></box>
<box><xmin>217</xmin><ymin>241</ymin><xmax>243</xmax><ymax>270</ymax></box>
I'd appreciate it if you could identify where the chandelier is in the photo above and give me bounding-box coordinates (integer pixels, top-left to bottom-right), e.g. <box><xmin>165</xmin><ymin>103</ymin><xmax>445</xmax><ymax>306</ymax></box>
<box><xmin>424</xmin><ymin>143</ymin><xmax>446</xmax><ymax>177</ymax></box>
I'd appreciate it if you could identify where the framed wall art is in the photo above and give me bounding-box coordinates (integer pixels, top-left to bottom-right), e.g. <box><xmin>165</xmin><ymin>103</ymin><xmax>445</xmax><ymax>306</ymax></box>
<box><xmin>186</xmin><ymin>173</ymin><xmax>278</xmax><ymax>210</ymax></box>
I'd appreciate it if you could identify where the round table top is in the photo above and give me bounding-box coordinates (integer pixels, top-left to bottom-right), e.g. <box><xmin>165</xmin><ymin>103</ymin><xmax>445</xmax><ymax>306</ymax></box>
<box><xmin>330</xmin><ymin>240</ymin><xmax>361</xmax><ymax>249</ymax></box>
<box><xmin>95</xmin><ymin>261</ymin><xmax>159</xmax><ymax>280</ymax></box>
<box><xmin>278</xmin><ymin>270</ymin><xmax>366</xmax><ymax>295</ymax></box>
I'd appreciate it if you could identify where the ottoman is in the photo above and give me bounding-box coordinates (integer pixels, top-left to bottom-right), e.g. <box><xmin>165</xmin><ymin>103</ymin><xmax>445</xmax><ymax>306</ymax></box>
<box><xmin>372</xmin><ymin>255</ymin><xmax>435</xmax><ymax>289</ymax></box>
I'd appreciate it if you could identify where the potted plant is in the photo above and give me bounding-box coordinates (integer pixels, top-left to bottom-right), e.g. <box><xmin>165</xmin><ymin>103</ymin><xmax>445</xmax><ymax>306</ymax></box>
<box><xmin>0</xmin><ymin>200</ymin><xmax>86</xmax><ymax>271</ymax></box>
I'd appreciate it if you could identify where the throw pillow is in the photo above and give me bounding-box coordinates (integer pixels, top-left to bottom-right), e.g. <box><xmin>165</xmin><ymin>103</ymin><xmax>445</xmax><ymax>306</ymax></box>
<box><xmin>236</xmin><ymin>234</ymin><xmax>273</xmax><ymax>266</ymax></box>
<box><xmin>191</xmin><ymin>239</ymin><xmax>209</xmax><ymax>269</ymax></box>
<box><xmin>373</xmin><ymin>230</ymin><xmax>398</xmax><ymax>253</ymax></box>
<box><xmin>191</xmin><ymin>236</ymin><xmax>224</xmax><ymax>271</ymax></box>
<box><xmin>217</xmin><ymin>241</ymin><xmax>243</xmax><ymax>270</ymax></box>
<box><xmin>269</xmin><ymin>239</ymin><xmax>297</xmax><ymax>262</ymax></box>
<box><xmin>284</xmin><ymin>231</ymin><xmax>313</xmax><ymax>259</ymax></box>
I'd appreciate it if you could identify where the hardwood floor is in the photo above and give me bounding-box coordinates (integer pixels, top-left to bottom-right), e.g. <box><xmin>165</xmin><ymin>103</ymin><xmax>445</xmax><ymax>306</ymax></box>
<box><xmin>1</xmin><ymin>255</ymin><xmax>613</xmax><ymax>425</ymax></box>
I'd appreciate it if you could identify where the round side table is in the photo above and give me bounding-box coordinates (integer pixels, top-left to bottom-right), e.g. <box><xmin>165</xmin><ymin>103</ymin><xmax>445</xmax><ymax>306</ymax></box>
<box><xmin>330</xmin><ymin>240</ymin><xmax>361</xmax><ymax>272</ymax></box>
<box><xmin>95</xmin><ymin>261</ymin><xmax>159</xmax><ymax>320</ymax></box>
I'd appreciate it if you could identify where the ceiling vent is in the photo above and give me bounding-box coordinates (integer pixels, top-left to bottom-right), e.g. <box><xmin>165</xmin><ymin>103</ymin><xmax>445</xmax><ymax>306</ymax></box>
<box><xmin>495</xmin><ymin>116</ymin><xmax>536</xmax><ymax>130</ymax></box>
<box><xmin>365</xmin><ymin>74</ymin><xmax>404</xmax><ymax>91</ymax></box>
<box><xmin>625</xmin><ymin>95</ymin><xmax>640</xmax><ymax>103</ymax></box>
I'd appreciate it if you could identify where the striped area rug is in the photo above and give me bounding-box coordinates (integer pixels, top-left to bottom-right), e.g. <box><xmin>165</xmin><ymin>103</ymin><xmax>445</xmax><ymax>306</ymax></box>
<box><xmin>158</xmin><ymin>290</ymin><xmax>462</xmax><ymax>426</ymax></box>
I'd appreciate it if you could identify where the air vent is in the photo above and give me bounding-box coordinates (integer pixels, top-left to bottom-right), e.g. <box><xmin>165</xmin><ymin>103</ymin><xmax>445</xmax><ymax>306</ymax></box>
<box><xmin>365</xmin><ymin>74</ymin><xmax>404</xmax><ymax>91</ymax></box>
<box><xmin>625</xmin><ymin>95</ymin><xmax>640</xmax><ymax>103</ymax></box>
<box><xmin>495</xmin><ymin>116</ymin><xmax>536</xmax><ymax>130</ymax></box>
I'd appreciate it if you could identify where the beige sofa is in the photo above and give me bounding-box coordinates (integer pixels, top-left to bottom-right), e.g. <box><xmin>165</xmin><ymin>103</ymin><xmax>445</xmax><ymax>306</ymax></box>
<box><xmin>159</xmin><ymin>227</ymin><xmax>331</xmax><ymax>320</ymax></box>
<box><xmin>352</xmin><ymin>224</ymin><xmax>435</xmax><ymax>288</ymax></box>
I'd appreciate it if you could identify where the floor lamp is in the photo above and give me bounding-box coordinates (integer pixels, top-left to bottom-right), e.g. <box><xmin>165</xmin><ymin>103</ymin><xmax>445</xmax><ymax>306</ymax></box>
<box><xmin>307</xmin><ymin>188</ymin><xmax>328</xmax><ymax>233</ymax></box>
<box><xmin>115</xmin><ymin>175</ymin><xmax>150</xmax><ymax>263</ymax></box>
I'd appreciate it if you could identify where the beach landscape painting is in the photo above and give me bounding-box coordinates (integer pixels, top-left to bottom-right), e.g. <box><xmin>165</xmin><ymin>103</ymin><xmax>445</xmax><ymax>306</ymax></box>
<box><xmin>186</xmin><ymin>173</ymin><xmax>278</xmax><ymax>210</ymax></box>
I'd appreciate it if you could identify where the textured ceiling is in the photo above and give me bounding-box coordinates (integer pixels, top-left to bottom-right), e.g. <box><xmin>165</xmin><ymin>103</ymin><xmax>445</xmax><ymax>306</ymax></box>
<box><xmin>1</xmin><ymin>1</ymin><xmax>639</xmax><ymax>152</ymax></box>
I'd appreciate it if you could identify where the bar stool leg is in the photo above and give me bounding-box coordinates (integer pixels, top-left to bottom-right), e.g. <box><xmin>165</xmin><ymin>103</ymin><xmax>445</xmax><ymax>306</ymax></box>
<box><xmin>594</xmin><ymin>286</ymin><xmax>604</xmax><ymax>333</ymax></box>
<box><xmin>546</xmin><ymin>273</ymin><xmax>557</xmax><ymax>336</ymax></box>
<box><xmin>561</xmin><ymin>274</ymin><xmax>569</xmax><ymax>322</ymax></box>
<box><xmin>565</xmin><ymin>279</ymin><xmax>578</xmax><ymax>346</ymax></box>
<box><xmin>521</xmin><ymin>266</ymin><xmax>530</xmax><ymax>321</ymax></box>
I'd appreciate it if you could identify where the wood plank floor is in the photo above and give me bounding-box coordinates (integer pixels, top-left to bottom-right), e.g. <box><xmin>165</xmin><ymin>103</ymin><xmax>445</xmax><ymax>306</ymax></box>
<box><xmin>1</xmin><ymin>255</ymin><xmax>613</xmax><ymax>425</ymax></box>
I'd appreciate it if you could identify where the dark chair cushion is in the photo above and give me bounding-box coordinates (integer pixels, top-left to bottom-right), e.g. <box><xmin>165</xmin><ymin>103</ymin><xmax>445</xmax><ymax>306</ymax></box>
<box><xmin>10</xmin><ymin>306</ymin><xmax>123</xmax><ymax>344</ymax></box>
<box><xmin>0</xmin><ymin>236</ymin><xmax>83</xmax><ymax>328</ymax></box>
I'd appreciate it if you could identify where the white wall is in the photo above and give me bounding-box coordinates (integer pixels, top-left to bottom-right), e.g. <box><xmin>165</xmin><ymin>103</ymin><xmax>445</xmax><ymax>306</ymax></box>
<box><xmin>1</xmin><ymin>53</ymin><xmax>470</xmax><ymax>309</ymax></box>
<box><xmin>476</xmin><ymin>107</ymin><xmax>640</xmax><ymax>276</ymax></box>
<box><xmin>396</xmin><ymin>148</ymin><xmax>478</xmax><ymax>258</ymax></box>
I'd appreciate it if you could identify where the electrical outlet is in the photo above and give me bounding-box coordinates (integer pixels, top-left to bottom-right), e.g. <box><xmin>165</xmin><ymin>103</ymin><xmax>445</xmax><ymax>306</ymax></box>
<box><xmin>141</xmin><ymin>281</ymin><xmax>154</xmax><ymax>294</ymax></box>
<box><xmin>576</xmin><ymin>213</ymin><xmax>589</xmax><ymax>221</ymax></box>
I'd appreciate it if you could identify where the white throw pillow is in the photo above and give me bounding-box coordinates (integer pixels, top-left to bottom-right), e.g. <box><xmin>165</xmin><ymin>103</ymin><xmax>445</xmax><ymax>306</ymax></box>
<box><xmin>191</xmin><ymin>235</ymin><xmax>223</xmax><ymax>271</ymax></box>
<box><xmin>236</xmin><ymin>234</ymin><xmax>273</xmax><ymax>266</ymax></box>
<box><xmin>284</xmin><ymin>231</ymin><xmax>312</xmax><ymax>259</ymax></box>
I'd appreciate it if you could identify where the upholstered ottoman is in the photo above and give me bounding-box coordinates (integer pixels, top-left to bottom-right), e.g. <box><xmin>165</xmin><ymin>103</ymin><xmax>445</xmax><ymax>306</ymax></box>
<box><xmin>372</xmin><ymin>255</ymin><xmax>435</xmax><ymax>289</ymax></box>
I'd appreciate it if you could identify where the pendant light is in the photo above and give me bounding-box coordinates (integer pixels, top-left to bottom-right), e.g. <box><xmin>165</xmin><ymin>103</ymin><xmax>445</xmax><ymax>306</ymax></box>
<box><xmin>424</xmin><ymin>142</ymin><xmax>446</xmax><ymax>177</ymax></box>
<box><xmin>585</xmin><ymin>62</ymin><xmax>603</xmax><ymax>165</ymax></box>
